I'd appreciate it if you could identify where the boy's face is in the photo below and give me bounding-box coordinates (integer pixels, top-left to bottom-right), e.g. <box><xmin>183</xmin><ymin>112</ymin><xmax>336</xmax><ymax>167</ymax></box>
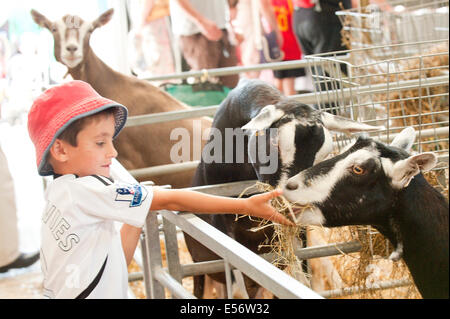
<box><xmin>62</xmin><ymin>114</ymin><xmax>118</xmax><ymax>177</ymax></box>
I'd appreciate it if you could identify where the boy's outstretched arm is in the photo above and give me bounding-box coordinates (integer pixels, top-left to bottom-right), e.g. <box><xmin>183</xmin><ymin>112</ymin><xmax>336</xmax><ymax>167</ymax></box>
<box><xmin>121</xmin><ymin>188</ymin><xmax>292</xmax><ymax>266</ymax></box>
<box><xmin>151</xmin><ymin>187</ymin><xmax>292</xmax><ymax>226</ymax></box>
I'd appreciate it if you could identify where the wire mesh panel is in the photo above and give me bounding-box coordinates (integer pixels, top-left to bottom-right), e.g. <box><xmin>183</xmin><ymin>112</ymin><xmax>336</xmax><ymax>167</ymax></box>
<box><xmin>304</xmin><ymin>39</ymin><xmax>448</xmax><ymax>298</ymax></box>
<box><xmin>337</xmin><ymin>0</ymin><xmax>449</xmax><ymax>50</ymax></box>
<box><xmin>306</xmin><ymin>39</ymin><xmax>449</xmax><ymax>189</ymax></box>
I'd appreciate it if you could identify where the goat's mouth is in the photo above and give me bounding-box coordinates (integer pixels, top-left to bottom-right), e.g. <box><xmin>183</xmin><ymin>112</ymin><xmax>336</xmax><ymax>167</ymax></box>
<box><xmin>277</xmin><ymin>199</ymin><xmax>319</xmax><ymax>226</ymax></box>
<box><xmin>62</xmin><ymin>55</ymin><xmax>82</xmax><ymax>68</ymax></box>
<box><xmin>292</xmin><ymin>205</ymin><xmax>325</xmax><ymax>226</ymax></box>
<box><xmin>292</xmin><ymin>204</ymin><xmax>315</xmax><ymax>217</ymax></box>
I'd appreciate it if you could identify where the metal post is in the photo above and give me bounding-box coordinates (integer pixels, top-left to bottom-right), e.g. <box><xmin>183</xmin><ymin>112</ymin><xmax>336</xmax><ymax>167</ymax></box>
<box><xmin>162</xmin><ymin>216</ymin><xmax>183</xmax><ymax>283</ymax></box>
<box><xmin>139</xmin><ymin>232</ymin><xmax>152</xmax><ymax>298</ymax></box>
<box><xmin>144</xmin><ymin>211</ymin><xmax>166</xmax><ymax>298</ymax></box>
<box><xmin>224</xmin><ymin>259</ymin><xmax>233</xmax><ymax>299</ymax></box>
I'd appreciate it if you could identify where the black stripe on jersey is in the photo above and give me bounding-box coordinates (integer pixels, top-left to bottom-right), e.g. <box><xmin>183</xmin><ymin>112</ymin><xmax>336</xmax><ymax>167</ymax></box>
<box><xmin>54</xmin><ymin>174</ymin><xmax>79</xmax><ymax>179</ymax></box>
<box><xmin>90</xmin><ymin>175</ymin><xmax>114</xmax><ymax>186</ymax></box>
<box><xmin>76</xmin><ymin>256</ymin><xmax>108</xmax><ymax>299</ymax></box>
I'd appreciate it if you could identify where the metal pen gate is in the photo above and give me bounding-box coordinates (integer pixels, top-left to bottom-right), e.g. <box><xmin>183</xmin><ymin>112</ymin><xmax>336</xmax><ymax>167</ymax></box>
<box><xmin>121</xmin><ymin>66</ymin><xmax>447</xmax><ymax>299</ymax></box>
<box><xmin>118</xmin><ymin>1</ymin><xmax>448</xmax><ymax>298</ymax></box>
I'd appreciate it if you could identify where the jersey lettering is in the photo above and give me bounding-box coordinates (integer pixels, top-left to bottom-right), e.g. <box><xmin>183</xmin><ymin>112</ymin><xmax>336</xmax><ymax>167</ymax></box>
<box><xmin>59</xmin><ymin>233</ymin><xmax>80</xmax><ymax>252</ymax></box>
<box><xmin>43</xmin><ymin>201</ymin><xmax>80</xmax><ymax>252</ymax></box>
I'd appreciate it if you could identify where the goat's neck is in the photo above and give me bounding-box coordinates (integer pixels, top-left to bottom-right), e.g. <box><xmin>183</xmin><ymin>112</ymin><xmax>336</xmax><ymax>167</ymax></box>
<box><xmin>68</xmin><ymin>47</ymin><xmax>122</xmax><ymax>97</ymax></box>
<box><xmin>387</xmin><ymin>174</ymin><xmax>449</xmax><ymax>297</ymax></box>
<box><xmin>392</xmin><ymin>175</ymin><xmax>448</xmax><ymax>255</ymax></box>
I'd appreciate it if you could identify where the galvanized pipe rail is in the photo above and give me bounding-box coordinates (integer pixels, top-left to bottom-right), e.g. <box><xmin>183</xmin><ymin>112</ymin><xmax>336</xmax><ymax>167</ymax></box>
<box><xmin>158</xmin><ymin>210</ymin><xmax>322</xmax><ymax>299</ymax></box>
<box><xmin>112</xmin><ymin>160</ymin><xmax>414</xmax><ymax>298</ymax></box>
<box><xmin>139</xmin><ymin>59</ymin><xmax>319</xmax><ymax>83</ymax></box>
<box><xmin>118</xmin><ymin>57</ymin><xmax>444</xmax><ymax>298</ymax></box>
<box><xmin>125</xmin><ymin>74</ymin><xmax>448</xmax><ymax>128</ymax></box>
<box><xmin>170</xmin><ymin>240</ymin><xmax>362</xmax><ymax>277</ymax></box>
<box><xmin>125</xmin><ymin>72</ymin><xmax>448</xmax><ymax>179</ymax></box>
<box><xmin>320</xmin><ymin>279</ymin><xmax>413</xmax><ymax>298</ymax></box>
<box><xmin>129</xmin><ymin>126</ymin><xmax>449</xmax><ymax>179</ymax></box>
<box><xmin>111</xmin><ymin>160</ymin><xmax>322</xmax><ymax>299</ymax></box>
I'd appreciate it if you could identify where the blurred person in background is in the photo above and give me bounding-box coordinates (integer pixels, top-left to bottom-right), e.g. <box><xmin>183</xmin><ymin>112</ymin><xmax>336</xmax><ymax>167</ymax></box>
<box><xmin>292</xmin><ymin>0</ymin><xmax>352</xmax><ymax>56</ymax></box>
<box><xmin>169</xmin><ymin>0</ymin><xmax>239</xmax><ymax>88</ymax></box>
<box><xmin>231</xmin><ymin>0</ymin><xmax>281</xmax><ymax>79</ymax></box>
<box><xmin>4</xmin><ymin>32</ymin><xmax>47</xmax><ymax>124</ymax></box>
<box><xmin>271</xmin><ymin>0</ymin><xmax>306</xmax><ymax>95</ymax></box>
<box><xmin>0</xmin><ymin>117</ymin><xmax>39</xmax><ymax>274</ymax></box>
<box><xmin>129</xmin><ymin>0</ymin><xmax>175</xmax><ymax>77</ymax></box>
<box><xmin>0</xmin><ymin>28</ymin><xmax>40</xmax><ymax>275</ymax></box>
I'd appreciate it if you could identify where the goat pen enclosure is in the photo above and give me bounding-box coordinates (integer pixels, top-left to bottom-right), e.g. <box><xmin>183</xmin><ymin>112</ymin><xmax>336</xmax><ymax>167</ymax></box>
<box><xmin>118</xmin><ymin>51</ymin><xmax>447</xmax><ymax>298</ymax></box>
<box><xmin>303</xmin><ymin>38</ymin><xmax>448</xmax><ymax>298</ymax></box>
<box><xmin>117</xmin><ymin>1</ymin><xmax>448</xmax><ymax>298</ymax></box>
<box><xmin>109</xmin><ymin>4</ymin><xmax>449</xmax><ymax>296</ymax></box>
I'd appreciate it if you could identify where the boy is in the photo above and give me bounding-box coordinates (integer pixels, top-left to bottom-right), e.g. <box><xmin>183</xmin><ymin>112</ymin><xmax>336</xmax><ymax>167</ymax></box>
<box><xmin>28</xmin><ymin>80</ymin><xmax>291</xmax><ymax>298</ymax></box>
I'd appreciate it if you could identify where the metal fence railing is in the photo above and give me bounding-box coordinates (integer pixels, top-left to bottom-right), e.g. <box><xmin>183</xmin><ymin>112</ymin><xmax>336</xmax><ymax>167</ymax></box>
<box><xmin>111</xmin><ymin>159</ymin><xmax>323</xmax><ymax>299</ymax></box>
<box><xmin>120</xmin><ymin>40</ymin><xmax>447</xmax><ymax>298</ymax></box>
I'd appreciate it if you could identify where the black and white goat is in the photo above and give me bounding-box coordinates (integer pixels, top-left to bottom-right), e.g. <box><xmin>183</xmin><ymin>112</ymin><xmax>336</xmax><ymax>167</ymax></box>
<box><xmin>187</xmin><ymin>79</ymin><xmax>383</xmax><ymax>297</ymax></box>
<box><xmin>283</xmin><ymin>127</ymin><xmax>449</xmax><ymax>299</ymax></box>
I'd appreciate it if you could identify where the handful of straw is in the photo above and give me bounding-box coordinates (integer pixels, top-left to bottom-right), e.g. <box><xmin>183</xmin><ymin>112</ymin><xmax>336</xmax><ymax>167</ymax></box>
<box><xmin>238</xmin><ymin>182</ymin><xmax>315</xmax><ymax>284</ymax></box>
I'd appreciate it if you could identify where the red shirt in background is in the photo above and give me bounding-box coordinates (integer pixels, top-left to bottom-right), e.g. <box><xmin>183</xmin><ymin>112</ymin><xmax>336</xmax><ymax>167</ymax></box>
<box><xmin>271</xmin><ymin>0</ymin><xmax>303</xmax><ymax>61</ymax></box>
<box><xmin>291</xmin><ymin>0</ymin><xmax>315</xmax><ymax>8</ymax></box>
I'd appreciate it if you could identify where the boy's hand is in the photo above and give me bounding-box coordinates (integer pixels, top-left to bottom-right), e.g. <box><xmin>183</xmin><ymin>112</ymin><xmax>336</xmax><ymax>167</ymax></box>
<box><xmin>245</xmin><ymin>189</ymin><xmax>293</xmax><ymax>226</ymax></box>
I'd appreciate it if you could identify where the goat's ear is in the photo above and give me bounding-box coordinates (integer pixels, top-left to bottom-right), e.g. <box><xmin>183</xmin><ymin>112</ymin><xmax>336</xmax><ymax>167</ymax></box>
<box><xmin>31</xmin><ymin>9</ymin><xmax>53</xmax><ymax>30</ymax></box>
<box><xmin>241</xmin><ymin>105</ymin><xmax>284</xmax><ymax>131</ymax></box>
<box><xmin>320</xmin><ymin>112</ymin><xmax>384</xmax><ymax>133</ymax></box>
<box><xmin>390</xmin><ymin>152</ymin><xmax>437</xmax><ymax>189</ymax></box>
<box><xmin>92</xmin><ymin>8</ymin><xmax>114</xmax><ymax>29</ymax></box>
<box><xmin>390</xmin><ymin>127</ymin><xmax>415</xmax><ymax>152</ymax></box>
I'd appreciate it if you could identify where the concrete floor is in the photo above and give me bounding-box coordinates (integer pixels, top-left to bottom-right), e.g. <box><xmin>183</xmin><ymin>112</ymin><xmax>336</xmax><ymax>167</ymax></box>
<box><xmin>0</xmin><ymin>271</ymin><xmax>43</xmax><ymax>299</ymax></box>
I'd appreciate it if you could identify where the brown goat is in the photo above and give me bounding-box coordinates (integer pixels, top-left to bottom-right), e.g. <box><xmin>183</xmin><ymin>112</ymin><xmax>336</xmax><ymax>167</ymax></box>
<box><xmin>31</xmin><ymin>8</ymin><xmax>212</xmax><ymax>188</ymax></box>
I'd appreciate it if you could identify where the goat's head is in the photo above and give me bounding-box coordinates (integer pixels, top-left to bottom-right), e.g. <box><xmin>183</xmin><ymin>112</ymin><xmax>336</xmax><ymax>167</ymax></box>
<box><xmin>282</xmin><ymin>127</ymin><xmax>437</xmax><ymax>226</ymax></box>
<box><xmin>241</xmin><ymin>101</ymin><xmax>384</xmax><ymax>187</ymax></box>
<box><xmin>31</xmin><ymin>8</ymin><xmax>114</xmax><ymax>69</ymax></box>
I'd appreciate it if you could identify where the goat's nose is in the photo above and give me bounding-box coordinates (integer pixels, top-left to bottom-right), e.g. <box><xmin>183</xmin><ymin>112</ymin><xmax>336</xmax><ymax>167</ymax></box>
<box><xmin>66</xmin><ymin>45</ymin><xmax>78</xmax><ymax>53</ymax></box>
<box><xmin>286</xmin><ymin>181</ymin><xmax>298</xmax><ymax>191</ymax></box>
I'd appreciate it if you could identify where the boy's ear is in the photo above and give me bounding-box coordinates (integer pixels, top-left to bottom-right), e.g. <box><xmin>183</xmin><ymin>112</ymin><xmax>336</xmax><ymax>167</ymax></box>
<box><xmin>49</xmin><ymin>139</ymin><xmax>69</xmax><ymax>163</ymax></box>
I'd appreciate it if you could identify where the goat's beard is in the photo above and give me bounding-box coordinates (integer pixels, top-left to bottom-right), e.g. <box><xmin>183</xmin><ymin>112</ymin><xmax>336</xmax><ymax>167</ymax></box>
<box><xmin>294</xmin><ymin>206</ymin><xmax>325</xmax><ymax>226</ymax></box>
<box><xmin>61</xmin><ymin>56</ymin><xmax>83</xmax><ymax>69</ymax></box>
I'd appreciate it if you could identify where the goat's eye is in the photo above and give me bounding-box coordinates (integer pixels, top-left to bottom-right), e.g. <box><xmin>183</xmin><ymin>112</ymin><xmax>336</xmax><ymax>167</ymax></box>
<box><xmin>352</xmin><ymin>165</ymin><xmax>365</xmax><ymax>175</ymax></box>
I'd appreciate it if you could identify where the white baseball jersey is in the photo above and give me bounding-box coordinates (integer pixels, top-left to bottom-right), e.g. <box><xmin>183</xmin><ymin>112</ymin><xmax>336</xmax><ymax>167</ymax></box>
<box><xmin>40</xmin><ymin>174</ymin><xmax>153</xmax><ymax>299</ymax></box>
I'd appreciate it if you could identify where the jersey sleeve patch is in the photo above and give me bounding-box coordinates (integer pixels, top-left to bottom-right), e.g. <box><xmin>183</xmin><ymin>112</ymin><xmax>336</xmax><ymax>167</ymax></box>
<box><xmin>115</xmin><ymin>184</ymin><xmax>148</xmax><ymax>207</ymax></box>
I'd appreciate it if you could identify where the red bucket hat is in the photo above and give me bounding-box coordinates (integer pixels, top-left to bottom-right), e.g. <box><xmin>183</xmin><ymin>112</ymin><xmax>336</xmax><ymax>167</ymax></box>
<box><xmin>28</xmin><ymin>80</ymin><xmax>128</xmax><ymax>176</ymax></box>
